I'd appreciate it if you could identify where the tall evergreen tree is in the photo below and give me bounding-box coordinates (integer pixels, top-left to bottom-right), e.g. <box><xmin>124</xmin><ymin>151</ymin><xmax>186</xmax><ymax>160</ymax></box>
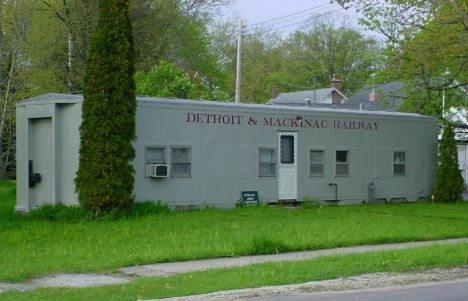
<box><xmin>75</xmin><ymin>0</ymin><xmax>136</xmax><ymax>213</ymax></box>
<box><xmin>433</xmin><ymin>123</ymin><xmax>464</xmax><ymax>203</ymax></box>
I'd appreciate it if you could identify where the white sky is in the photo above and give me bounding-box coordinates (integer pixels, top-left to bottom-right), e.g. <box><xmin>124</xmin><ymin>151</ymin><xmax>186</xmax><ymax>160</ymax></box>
<box><xmin>220</xmin><ymin>0</ymin><xmax>380</xmax><ymax>37</ymax></box>
<box><xmin>219</xmin><ymin>0</ymin><xmax>379</xmax><ymax>38</ymax></box>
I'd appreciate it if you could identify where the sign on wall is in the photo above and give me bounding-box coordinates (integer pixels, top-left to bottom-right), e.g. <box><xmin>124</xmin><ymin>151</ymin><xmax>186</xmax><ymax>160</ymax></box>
<box><xmin>241</xmin><ymin>191</ymin><xmax>259</xmax><ymax>206</ymax></box>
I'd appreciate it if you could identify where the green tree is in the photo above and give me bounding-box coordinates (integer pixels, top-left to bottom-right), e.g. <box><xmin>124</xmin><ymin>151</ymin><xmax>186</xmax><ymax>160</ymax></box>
<box><xmin>213</xmin><ymin>14</ymin><xmax>382</xmax><ymax>103</ymax></box>
<box><xmin>135</xmin><ymin>59</ymin><xmax>230</xmax><ymax>100</ymax></box>
<box><xmin>75</xmin><ymin>0</ymin><xmax>136</xmax><ymax>214</ymax></box>
<box><xmin>0</xmin><ymin>0</ymin><xmax>36</xmax><ymax>178</ymax></box>
<box><xmin>131</xmin><ymin>0</ymin><xmax>230</xmax><ymax>96</ymax></box>
<box><xmin>241</xmin><ymin>28</ymin><xmax>283</xmax><ymax>103</ymax></box>
<box><xmin>135</xmin><ymin>60</ymin><xmax>194</xmax><ymax>99</ymax></box>
<box><xmin>433</xmin><ymin>123</ymin><xmax>464</xmax><ymax>202</ymax></box>
<box><xmin>334</xmin><ymin>0</ymin><xmax>468</xmax><ymax>116</ymax></box>
<box><xmin>41</xmin><ymin>0</ymin><xmax>100</xmax><ymax>92</ymax></box>
<box><xmin>281</xmin><ymin>15</ymin><xmax>381</xmax><ymax>95</ymax></box>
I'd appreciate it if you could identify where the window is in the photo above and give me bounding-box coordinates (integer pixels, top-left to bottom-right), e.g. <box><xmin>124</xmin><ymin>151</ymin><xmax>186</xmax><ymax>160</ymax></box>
<box><xmin>146</xmin><ymin>147</ymin><xmax>166</xmax><ymax>163</ymax></box>
<box><xmin>171</xmin><ymin>147</ymin><xmax>191</xmax><ymax>178</ymax></box>
<box><xmin>393</xmin><ymin>151</ymin><xmax>406</xmax><ymax>175</ymax></box>
<box><xmin>310</xmin><ymin>150</ymin><xmax>324</xmax><ymax>176</ymax></box>
<box><xmin>280</xmin><ymin>135</ymin><xmax>295</xmax><ymax>164</ymax></box>
<box><xmin>335</xmin><ymin>150</ymin><xmax>349</xmax><ymax>176</ymax></box>
<box><xmin>259</xmin><ymin>148</ymin><xmax>276</xmax><ymax>177</ymax></box>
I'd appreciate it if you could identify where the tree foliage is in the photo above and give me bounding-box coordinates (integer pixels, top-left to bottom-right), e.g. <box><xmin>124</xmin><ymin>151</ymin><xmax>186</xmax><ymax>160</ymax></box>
<box><xmin>334</xmin><ymin>0</ymin><xmax>468</xmax><ymax>116</ymax></box>
<box><xmin>0</xmin><ymin>0</ymin><xmax>36</xmax><ymax>178</ymax></box>
<box><xmin>75</xmin><ymin>0</ymin><xmax>136</xmax><ymax>213</ymax></box>
<box><xmin>135</xmin><ymin>60</ymin><xmax>194</xmax><ymax>99</ymax></box>
<box><xmin>135</xmin><ymin>59</ymin><xmax>230</xmax><ymax>100</ymax></box>
<box><xmin>433</xmin><ymin>123</ymin><xmax>464</xmax><ymax>202</ymax></box>
<box><xmin>0</xmin><ymin>1</ymin><xmax>394</xmax><ymax>179</ymax></box>
<box><xmin>41</xmin><ymin>0</ymin><xmax>100</xmax><ymax>92</ymax></box>
<box><xmin>212</xmin><ymin>14</ymin><xmax>381</xmax><ymax>103</ymax></box>
<box><xmin>280</xmin><ymin>15</ymin><xmax>381</xmax><ymax>94</ymax></box>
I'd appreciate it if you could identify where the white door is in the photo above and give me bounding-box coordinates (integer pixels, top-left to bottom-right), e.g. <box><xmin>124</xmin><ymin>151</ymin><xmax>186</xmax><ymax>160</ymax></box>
<box><xmin>278</xmin><ymin>132</ymin><xmax>297</xmax><ymax>200</ymax></box>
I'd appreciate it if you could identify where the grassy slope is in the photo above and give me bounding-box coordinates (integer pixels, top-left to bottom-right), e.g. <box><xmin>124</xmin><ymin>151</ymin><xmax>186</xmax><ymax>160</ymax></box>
<box><xmin>1</xmin><ymin>180</ymin><xmax>468</xmax><ymax>282</ymax></box>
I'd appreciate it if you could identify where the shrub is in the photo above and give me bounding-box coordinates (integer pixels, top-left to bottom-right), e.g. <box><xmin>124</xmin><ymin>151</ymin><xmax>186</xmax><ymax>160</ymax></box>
<box><xmin>31</xmin><ymin>204</ymin><xmax>85</xmax><ymax>222</ymax></box>
<box><xmin>30</xmin><ymin>201</ymin><xmax>171</xmax><ymax>222</ymax></box>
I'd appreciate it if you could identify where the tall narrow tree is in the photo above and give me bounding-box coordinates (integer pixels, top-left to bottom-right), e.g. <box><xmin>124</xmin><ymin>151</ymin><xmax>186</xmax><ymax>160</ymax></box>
<box><xmin>75</xmin><ymin>0</ymin><xmax>136</xmax><ymax>213</ymax></box>
<box><xmin>433</xmin><ymin>123</ymin><xmax>464</xmax><ymax>203</ymax></box>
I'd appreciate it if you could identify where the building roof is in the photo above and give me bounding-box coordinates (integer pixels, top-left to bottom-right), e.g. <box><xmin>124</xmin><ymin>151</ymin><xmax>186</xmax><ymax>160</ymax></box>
<box><xmin>19</xmin><ymin>93</ymin><xmax>433</xmax><ymax>121</ymax></box>
<box><xmin>267</xmin><ymin>87</ymin><xmax>347</xmax><ymax>106</ymax></box>
<box><xmin>16</xmin><ymin>93</ymin><xmax>82</xmax><ymax>106</ymax></box>
<box><xmin>341</xmin><ymin>81</ymin><xmax>405</xmax><ymax>111</ymax></box>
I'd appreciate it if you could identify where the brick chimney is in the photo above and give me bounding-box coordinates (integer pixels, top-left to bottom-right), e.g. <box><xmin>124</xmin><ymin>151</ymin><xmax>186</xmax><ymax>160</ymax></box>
<box><xmin>369</xmin><ymin>91</ymin><xmax>379</xmax><ymax>102</ymax></box>
<box><xmin>331</xmin><ymin>75</ymin><xmax>343</xmax><ymax>105</ymax></box>
<box><xmin>332</xmin><ymin>90</ymin><xmax>342</xmax><ymax>106</ymax></box>
<box><xmin>331</xmin><ymin>74</ymin><xmax>343</xmax><ymax>91</ymax></box>
<box><xmin>272</xmin><ymin>85</ymin><xmax>279</xmax><ymax>99</ymax></box>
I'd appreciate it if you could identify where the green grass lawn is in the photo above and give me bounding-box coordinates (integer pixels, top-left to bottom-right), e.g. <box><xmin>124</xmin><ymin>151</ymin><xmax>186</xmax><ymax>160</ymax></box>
<box><xmin>1</xmin><ymin>243</ymin><xmax>467</xmax><ymax>301</ymax></box>
<box><xmin>1</xmin><ymin>180</ymin><xmax>468</xmax><ymax>283</ymax></box>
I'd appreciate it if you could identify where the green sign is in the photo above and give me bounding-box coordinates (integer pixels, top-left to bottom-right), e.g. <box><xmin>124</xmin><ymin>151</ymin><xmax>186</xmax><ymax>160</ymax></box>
<box><xmin>241</xmin><ymin>191</ymin><xmax>259</xmax><ymax>205</ymax></box>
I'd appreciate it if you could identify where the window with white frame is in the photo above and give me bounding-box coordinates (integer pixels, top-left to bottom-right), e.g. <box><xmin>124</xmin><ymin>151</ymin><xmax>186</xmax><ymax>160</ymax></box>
<box><xmin>335</xmin><ymin>150</ymin><xmax>349</xmax><ymax>176</ymax></box>
<box><xmin>310</xmin><ymin>150</ymin><xmax>324</xmax><ymax>176</ymax></box>
<box><xmin>259</xmin><ymin>148</ymin><xmax>276</xmax><ymax>177</ymax></box>
<box><xmin>145</xmin><ymin>147</ymin><xmax>166</xmax><ymax>164</ymax></box>
<box><xmin>171</xmin><ymin>147</ymin><xmax>191</xmax><ymax>178</ymax></box>
<box><xmin>393</xmin><ymin>151</ymin><xmax>406</xmax><ymax>175</ymax></box>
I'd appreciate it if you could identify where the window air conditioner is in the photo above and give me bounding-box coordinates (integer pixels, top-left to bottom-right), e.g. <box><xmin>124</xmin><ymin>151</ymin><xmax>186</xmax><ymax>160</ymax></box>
<box><xmin>146</xmin><ymin>163</ymin><xmax>168</xmax><ymax>178</ymax></box>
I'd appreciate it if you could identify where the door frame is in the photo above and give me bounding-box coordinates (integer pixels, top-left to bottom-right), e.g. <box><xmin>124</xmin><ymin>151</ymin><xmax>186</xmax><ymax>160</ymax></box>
<box><xmin>278</xmin><ymin>131</ymin><xmax>298</xmax><ymax>201</ymax></box>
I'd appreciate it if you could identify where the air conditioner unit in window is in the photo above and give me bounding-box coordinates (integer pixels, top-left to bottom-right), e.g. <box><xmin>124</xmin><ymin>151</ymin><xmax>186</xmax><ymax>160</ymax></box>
<box><xmin>146</xmin><ymin>163</ymin><xmax>168</xmax><ymax>178</ymax></box>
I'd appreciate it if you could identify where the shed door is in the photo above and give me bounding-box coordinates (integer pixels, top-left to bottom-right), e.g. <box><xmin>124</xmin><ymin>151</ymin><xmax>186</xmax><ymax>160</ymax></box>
<box><xmin>278</xmin><ymin>132</ymin><xmax>297</xmax><ymax>200</ymax></box>
<box><xmin>29</xmin><ymin>118</ymin><xmax>53</xmax><ymax>207</ymax></box>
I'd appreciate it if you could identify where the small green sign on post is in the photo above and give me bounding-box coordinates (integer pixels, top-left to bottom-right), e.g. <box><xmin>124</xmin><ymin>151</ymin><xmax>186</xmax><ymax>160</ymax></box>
<box><xmin>241</xmin><ymin>191</ymin><xmax>259</xmax><ymax>206</ymax></box>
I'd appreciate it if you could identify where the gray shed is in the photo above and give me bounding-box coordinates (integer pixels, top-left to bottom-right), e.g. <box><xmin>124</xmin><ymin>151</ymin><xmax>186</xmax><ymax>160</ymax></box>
<box><xmin>16</xmin><ymin>93</ymin><xmax>438</xmax><ymax>211</ymax></box>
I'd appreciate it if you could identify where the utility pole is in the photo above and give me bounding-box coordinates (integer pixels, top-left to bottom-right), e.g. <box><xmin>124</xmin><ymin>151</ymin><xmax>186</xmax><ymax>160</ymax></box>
<box><xmin>0</xmin><ymin>0</ymin><xmax>3</xmax><ymax>96</ymax></box>
<box><xmin>68</xmin><ymin>33</ymin><xmax>73</xmax><ymax>92</ymax></box>
<box><xmin>235</xmin><ymin>20</ymin><xmax>242</xmax><ymax>103</ymax></box>
<box><xmin>0</xmin><ymin>0</ymin><xmax>4</xmax><ymax>176</ymax></box>
<box><xmin>313</xmin><ymin>76</ymin><xmax>316</xmax><ymax>106</ymax></box>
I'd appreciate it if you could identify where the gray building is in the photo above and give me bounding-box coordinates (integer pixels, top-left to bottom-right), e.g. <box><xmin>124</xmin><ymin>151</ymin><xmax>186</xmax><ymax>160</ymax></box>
<box><xmin>16</xmin><ymin>93</ymin><xmax>438</xmax><ymax>211</ymax></box>
<box><xmin>267</xmin><ymin>75</ymin><xmax>347</xmax><ymax>107</ymax></box>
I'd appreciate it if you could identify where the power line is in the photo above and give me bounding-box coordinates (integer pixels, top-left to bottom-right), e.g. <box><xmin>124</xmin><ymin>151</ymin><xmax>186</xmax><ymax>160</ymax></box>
<box><xmin>242</xmin><ymin>8</ymin><xmax>345</xmax><ymax>38</ymax></box>
<box><xmin>262</xmin><ymin>5</ymin><xmax>331</xmax><ymax>29</ymax></box>
<box><xmin>244</xmin><ymin>3</ymin><xmax>331</xmax><ymax>28</ymax></box>
<box><xmin>234</xmin><ymin>5</ymin><xmax>351</xmax><ymax>96</ymax></box>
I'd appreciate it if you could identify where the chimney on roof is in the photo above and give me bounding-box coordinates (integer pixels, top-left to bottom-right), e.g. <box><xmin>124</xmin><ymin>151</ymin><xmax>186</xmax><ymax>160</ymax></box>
<box><xmin>369</xmin><ymin>91</ymin><xmax>379</xmax><ymax>102</ymax></box>
<box><xmin>331</xmin><ymin>74</ymin><xmax>343</xmax><ymax>106</ymax></box>
<box><xmin>331</xmin><ymin>74</ymin><xmax>343</xmax><ymax>91</ymax></box>
<box><xmin>332</xmin><ymin>90</ymin><xmax>342</xmax><ymax>106</ymax></box>
<box><xmin>272</xmin><ymin>85</ymin><xmax>279</xmax><ymax>99</ymax></box>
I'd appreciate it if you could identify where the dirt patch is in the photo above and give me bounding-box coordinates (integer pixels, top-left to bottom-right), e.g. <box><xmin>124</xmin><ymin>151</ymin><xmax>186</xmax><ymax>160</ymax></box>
<box><xmin>0</xmin><ymin>274</ymin><xmax>130</xmax><ymax>293</ymax></box>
